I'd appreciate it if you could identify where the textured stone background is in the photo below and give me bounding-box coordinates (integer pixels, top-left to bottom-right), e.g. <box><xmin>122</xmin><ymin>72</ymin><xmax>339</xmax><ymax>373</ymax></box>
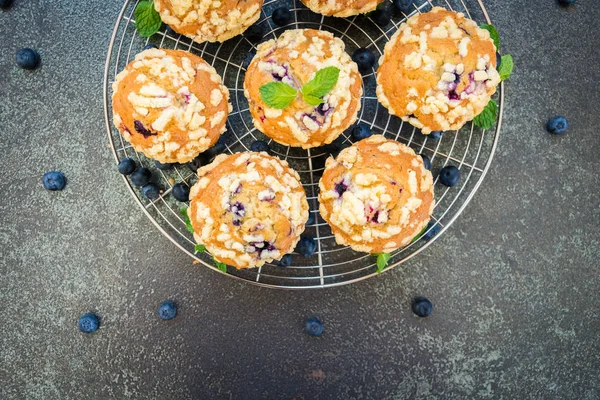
<box><xmin>1</xmin><ymin>0</ymin><xmax>599</xmax><ymax>399</ymax></box>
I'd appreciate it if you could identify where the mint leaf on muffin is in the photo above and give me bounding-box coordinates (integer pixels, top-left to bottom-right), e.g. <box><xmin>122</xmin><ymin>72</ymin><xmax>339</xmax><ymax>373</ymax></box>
<box><xmin>301</xmin><ymin>66</ymin><xmax>340</xmax><ymax>105</ymax></box>
<box><xmin>480</xmin><ymin>24</ymin><xmax>500</xmax><ymax>49</ymax></box>
<box><xmin>473</xmin><ymin>99</ymin><xmax>498</xmax><ymax>130</ymax></box>
<box><xmin>498</xmin><ymin>54</ymin><xmax>514</xmax><ymax>81</ymax></box>
<box><xmin>213</xmin><ymin>257</ymin><xmax>228</xmax><ymax>273</ymax></box>
<box><xmin>259</xmin><ymin>81</ymin><xmax>298</xmax><ymax>109</ymax></box>
<box><xmin>135</xmin><ymin>0</ymin><xmax>162</xmax><ymax>38</ymax></box>
<box><xmin>179</xmin><ymin>207</ymin><xmax>195</xmax><ymax>234</ymax></box>
<box><xmin>194</xmin><ymin>244</ymin><xmax>206</xmax><ymax>253</ymax></box>
<box><xmin>375</xmin><ymin>252</ymin><xmax>391</xmax><ymax>273</ymax></box>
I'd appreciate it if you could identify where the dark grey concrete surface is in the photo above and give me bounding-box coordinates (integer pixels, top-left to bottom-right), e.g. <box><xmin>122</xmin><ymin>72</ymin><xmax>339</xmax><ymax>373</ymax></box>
<box><xmin>1</xmin><ymin>0</ymin><xmax>599</xmax><ymax>399</ymax></box>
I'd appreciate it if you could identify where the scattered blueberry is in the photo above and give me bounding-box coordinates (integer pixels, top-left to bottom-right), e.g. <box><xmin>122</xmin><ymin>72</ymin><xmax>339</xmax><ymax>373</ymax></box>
<box><xmin>141</xmin><ymin>183</ymin><xmax>161</xmax><ymax>200</ymax></box>
<box><xmin>242</xmin><ymin>50</ymin><xmax>256</xmax><ymax>69</ymax></box>
<box><xmin>154</xmin><ymin>160</ymin><xmax>173</xmax><ymax>170</ymax></box>
<box><xmin>250</xmin><ymin>140</ymin><xmax>270</xmax><ymax>153</ymax></box>
<box><xmin>351</xmin><ymin>48</ymin><xmax>376</xmax><ymax>73</ymax></box>
<box><xmin>496</xmin><ymin>51</ymin><xmax>501</xmax><ymax>67</ymax></box>
<box><xmin>16</xmin><ymin>48</ymin><xmax>40</xmax><ymax>70</ymax></box>
<box><xmin>143</xmin><ymin>44</ymin><xmax>157</xmax><ymax>50</ymax></box>
<box><xmin>370</xmin><ymin>2</ymin><xmax>394</xmax><ymax>26</ymax></box>
<box><xmin>411</xmin><ymin>297</ymin><xmax>433</xmax><ymax>317</ymax></box>
<box><xmin>428</xmin><ymin>130</ymin><xmax>443</xmax><ymax>140</ymax></box>
<box><xmin>187</xmin><ymin>154</ymin><xmax>207</xmax><ymax>172</ymax></box>
<box><xmin>117</xmin><ymin>158</ymin><xmax>136</xmax><ymax>175</ymax></box>
<box><xmin>393</xmin><ymin>0</ymin><xmax>414</xmax><ymax>13</ymax></box>
<box><xmin>352</xmin><ymin>123</ymin><xmax>372</xmax><ymax>140</ymax></box>
<box><xmin>438</xmin><ymin>165</ymin><xmax>461</xmax><ymax>187</ymax></box>
<box><xmin>546</xmin><ymin>116</ymin><xmax>568</xmax><ymax>135</ymax></box>
<box><xmin>172</xmin><ymin>182</ymin><xmax>190</xmax><ymax>202</ymax></box>
<box><xmin>1</xmin><ymin>0</ymin><xmax>13</xmax><ymax>9</ymax></box>
<box><xmin>131</xmin><ymin>167</ymin><xmax>152</xmax><ymax>186</ymax></box>
<box><xmin>420</xmin><ymin>154</ymin><xmax>431</xmax><ymax>170</ymax></box>
<box><xmin>296</xmin><ymin>236</ymin><xmax>317</xmax><ymax>258</ymax></box>
<box><xmin>276</xmin><ymin>254</ymin><xmax>293</xmax><ymax>267</ymax></box>
<box><xmin>558</xmin><ymin>0</ymin><xmax>576</xmax><ymax>5</ymax></box>
<box><xmin>157</xmin><ymin>300</ymin><xmax>177</xmax><ymax>320</ymax></box>
<box><xmin>306</xmin><ymin>211</ymin><xmax>315</xmax><ymax>226</ymax></box>
<box><xmin>206</xmin><ymin>136</ymin><xmax>227</xmax><ymax>158</ymax></box>
<box><xmin>422</xmin><ymin>221</ymin><xmax>441</xmax><ymax>241</ymax></box>
<box><xmin>42</xmin><ymin>171</ymin><xmax>66</xmax><ymax>191</ymax></box>
<box><xmin>245</xmin><ymin>23</ymin><xmax>264</xmax><ymax>42</ymax></box>
<box><xmin>304</xmin><ymin>317</ymin><xmax>324</xmax><ymax>337</ymax></box>
<box><xmin>166</xmin><ymin>25</ymin><xmax>178</xmax><ymax>37</ymax></box>
<box><xmin>78</xmin><ymin>312</ymin><xmax>100</xmax><ymax>334</ymax></box>
<box><xmin>272</xmin><ymin>7</ymin><xmax>292</xmax><ymax>26</ymax></box>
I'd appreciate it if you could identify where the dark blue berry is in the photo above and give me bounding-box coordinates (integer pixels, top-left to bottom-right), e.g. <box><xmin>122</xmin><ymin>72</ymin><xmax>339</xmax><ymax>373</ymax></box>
<box><xmin>546</xmin><ymin>116</ymin><xmax>568</xmax><ymax>135</ymax></box>
<box><xmin>117</xmin><ymin>158</ymin><xmax>136</xmax><ymax>175</ymax></box>
<box><xmin>206</xmin><ymin>136</ymin><xmax>227</xmax><ymax>158</ymax></box>
<box><xmin>172</xmin><ymin>182</ymin><xmax>190</xmax><ymax>202</ymax></box>
<box><xmin>370</xmin><ymin>2</ymin><xmax>394</xmax><ymax>26</ymax></box>
<box><xmin>276</xmin><ymin>254</ymin><xmax>292</xmax><ymax>267</ymax></box>
<box><xmin>143</xmin><ymin>44</ymin><xmax>158</xmax><ymax>50</ymax></box>
<box><xmin>393</xmin><ymin>0</ymin><xmax>414</xmax><ymax>12</ymax></box>
<box><xmin>250</xmin><ymin>140</ymin><xmax>270</xmax><ymax>153</ymax></box>
<box><xmin>154</xmin><ymin>160</ymin><xmax>173</xmax><ymax>170</ymax></box>
<box><xmin>420</xmin><ymin>154</ymin><xmax>431</xmax><ymax>170</ymax></box>
<box><xmin>296</xmin><ymin>236</ymin><xmax>317</xmax><ymax>258</ymax></box>
<box><xmin>187</xmin><ymin>154</ymin><xmax>208</xmax><ymax>172</ymax></box>
<box><xmin>1</xmin><ymin>0</ymin><xmax>14</xmax><ymax>9</ymax></box>
<box><xmin>142</xmin><ymin>183</ymin><xmax>161</xmax><ymax>200</ymax></box>
<box><xmin>304</xmin><ymin>317</ymin><xmax>324</xmax><ymax>336</ymax></box>
<box><xmin>422</xmin><ymin>221</ymin><xmax>440</xmax><ymax>241</ymax></box>
<box><xmin>78</xmin><ymin>312</ymin><xmax>100</xmax><ymax>333</ymax></box>
<box><xmin>558</xmin><ymin>0</ymin><xmax>576</xmax><ymax>5</ymax></box>
<box><xmin>131</xmin><ymin>167</ymin><xmax>152</xmax><ymax>186</ymax></box>
<box><xmin>496</xmin><ymin>52</ymin><xmax>501</xmax><ymax>67</ymax></box>
<box><xmin>351</xmin><ymin>48</ymin><xmax>376</xmax><ymax>73</ymax></box>
<box><xmin>439</xmin><ymin>165</ymin><xmax>461</xmax><ymax>187</ymax></box>
<box><xmin>42</xmin><ymin>171</ymin><xmax>66</xmax><ymax>191</ymax></box>
<box><xmin>16</xmin><ymin>48</ymin><xmax>40</xmax><ymax>70</ymax></box>
<box><xmin>306</xmin><ymin>211</ymin><xmax>315</xmax><ymax>226</ymax></box>
<box><xmin>272</xmin><ymin>7</ymin><xmax>292</xmax><ymax>26</ymax></box>
<box><xmin>411</xmin><ymin>297</ymin><xmax>433</xmax><ymax>317</ymax></box>
<box><xmin>352</xmin><ymin>123</ymin><xmax>372</xmax><ymax>140</ymax></box>
<box><xmin>157</xmin><ymin>300</ymin><xmax>177</xmax><ymax>320</ymax></box>
<box><xmin>245</xmin><ymin>24</ymin><xmax>264</xmax><ymax>42</ymax></box>
<box><xmin>166</xmin><ymin>25</ymin><xmax>178</xmax><ymax>36</ymax></box>
<box><xmin>242</xmin><ymin>50</ymin><xmax>256</xmax><ymax>69</ymax></box>
<box><xmin>429</xmin><ymin>130</ymin><xmax>443</xmax><ymax>140</ymax></box>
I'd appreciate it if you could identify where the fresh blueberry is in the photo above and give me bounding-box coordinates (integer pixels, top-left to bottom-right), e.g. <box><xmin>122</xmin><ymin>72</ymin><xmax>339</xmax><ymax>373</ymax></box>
<box><xmin>420</xmin><ymin>154</ymin><xmax>431</xmax><ymax>170</ymax></box>
<box><xmin>206</xmin><ymin>136</ymin><xmax>227</xmax><ymax>158</ymax></box>
<box><xmin>165</xmin><ymin>25</ymin><xmax>178</xmax><ymax>36</ymax></box>
<box><xmin>296</xmin><ymin>236</ymin><xmax>317</xmax><ymax>258</ymax></box>
<box><xmin>141</xmin><ymin>183</ymin><xmax>161</xmax><ymax>200</ymax></box>
<box><xmin>370</xmin><ymin>2</ymin><xmax>394</xmax><ymax>26</ymax></box>
<box><xmin>411</xmin><ymin>297</ymin><xmax>433</xmax><ymax>317</ymax></box>
<box><xmin>250</xmin><ymin>140</ymin><xmax>270</xmax><ymax>153</ymax></box>
<box><xmin>558</xmin><ymin>0</ymin><xmax>576</xmax><ymax>5</ymax></box>
<box><xmin>172</xmin><ymin>182</ymin><xmax>190</xmax><ymax>202</ymax></box>
<box><xmin>306</xmin><ymin>211</ymin><xmax>315</xmax><ymax>226</ymax></box>
<box><xmin>154</xmin><ymin>160</ymin><xmax>173</xmax><ymax>170</ymax></box>
<box><xmin>187</xmin><ymin>154</ymin><xmax>208</xmax><ymax>172</ymax></box>
<box><xmin>1</xmin><ymin>0</ymin><xmax>13</xmax><ymax>9</ymax></box>
<box><xmin>276</xmin><ymin>254</ymin><xmax>293</xmax><ymax>267</ymax></box>
<box><xmin>393</xmin><ymin>0</ymin><xmax>414</xmax><ymax>13</ymax></box>
<box><xmin>16</xmin><ymin>48</ymin><xmax>40</xmax><ymax>70</ymax></box>
<box><xmin>304</xmin><ymin>317</ymin><xmax>324</xmax><ymax>337</ymax></box>
<box><xmin>117</xmin><ymin>158</ymin><xmax>136</xmax><ymax>175</ymax></box>
<box><xmin>422</xmin><ymin>221</ymin><xmax>441</xmax><ymax>241</ymax></box>
<box><xmin>351</xmin><ymin>48</ymin><xmax>376</xmax><ymax>73</ymax></box>
<box><xmin>143</xmin><ymin>44</ymin><xmax>157</xmax><ymax>50</ymax></box>
<box><xmin>546</xmin><ymin>116</ymin><xmax>568</xmax><ymax>135</ymax></box>
<box><xmin>78</xmin><ymin>312</ymin><xmax>100</xmax><ymax>333</ymax></box>
<box><xmin>496</xmin><ymin>51</ymin><xmax>501</xmax><ymax>67</ymax></box>
<box><xmin>131</xmin><ymin>167</ymin><xmax>152</xmax><ymax>186</ymax></box>
<box><xmin>352</xmin><ymin>123</ymin><xmax>372</xmax><ymax>140</ymax></box>
<box><xmin>42</xmin><ymin>171</ymin><xmax>66</xmax><ymax>191</ymax></box>
<box><xmin>438</xmin><ymin>165</ymin><xmax>461</xmax><ymax>187</ymax></box>
<box><xmin>157</xmin><ymin>300</ymin><xmax>177</xmax><ymax>320</ymax></box>
<box><xmin>272</xmin><ymin>7</ymin><xmax>292</xmax><ymax>26</ymax></box>
<box><xmin>429</xmin><ymin>130</ymin><xmax>443</xmax><ymax>140</ymax></box>
<box><xmin>242</xmin><ymin>50</ymin><xmax>256</xmax><ymax>69</ymax></box>
<box><xmin>245</xmin><ymin>23</ymin><xmax>264</xmax><ymax>42</ymax></box>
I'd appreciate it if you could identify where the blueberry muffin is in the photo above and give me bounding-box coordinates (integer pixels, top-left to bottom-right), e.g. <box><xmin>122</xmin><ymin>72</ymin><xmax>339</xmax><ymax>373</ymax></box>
<box><xmin>112</xmin><ymin>49</ymin><xmax>231</xmax><ymax>164</ymax></box>
<box><xmin>318</xmin><ymin>135</ymin><xmax>434</xmax><ymax>253</ymax></box>
<box><xmin>300</xmin><ymin>0</ymin><xmax>385</xmax><ymax>17</ymax></box>
<box><xmin>154</xmin><ymin>0</ymin><xmax>263</xmax><ymax>44</ymax></box>
<box><xmin>188</xmin><ymin>152</ymin><xmax>309</xmax><ymax>269</ymax></box>
<box><xmin>376</xmin><ymin>7</ymin><xmax>501</xmax><ymax>134</ymax></box>
<box><xmin>244</xmin><ymin>29</ymin><xmax>362</xmax><ymax>149</ymax></box>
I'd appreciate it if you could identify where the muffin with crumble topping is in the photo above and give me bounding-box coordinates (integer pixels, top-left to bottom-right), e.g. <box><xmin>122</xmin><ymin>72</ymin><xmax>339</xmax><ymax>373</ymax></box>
<box><xmin>188</xmin><ymin>152</ymin><xmax>309</xmax><ymax>269</ymax></box>
<box><xmin>318</xmin><ymin>135</ymin><xmax>434</xmax><ymax>254</ymax></box>
<box><xmin>376</xmin><ymin>7</ymin><xmax>500</xmax><ymax>134</ymax></box>
<box><xmin>112</xmin><ymin>48</ymin><xmax>231</xmax><ymax>164</ymax></box>
<box><xmin>300</xmin><ymin>0</ymin><xmax>385</xmax><ymax>17</ymax></box>
<box><xmin>244</xmin><ymin>29</ymin><xmax>362</xmax><ymax>149</ymax></box>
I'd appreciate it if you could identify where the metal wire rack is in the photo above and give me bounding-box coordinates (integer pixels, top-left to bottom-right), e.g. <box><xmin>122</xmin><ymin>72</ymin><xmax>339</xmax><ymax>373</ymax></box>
<box><xmin>103</xmin><ymin>0</ymin><xmax>504</xmax><ymax>289</ymax></box>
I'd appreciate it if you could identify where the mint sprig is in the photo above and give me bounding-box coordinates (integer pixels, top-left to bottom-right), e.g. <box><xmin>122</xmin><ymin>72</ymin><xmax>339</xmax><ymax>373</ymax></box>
<box><xmin>375</xmin><ymin>252</ymin><xmax>391</xmax><ymax>274</ymax></box>
<box><xmin>259</xmin><ymin>82</ymin><xmax>297</xmax><ymax>109</ymax></box>
<box><xmin>480</xmin><ymin>24</ymin><xmax>500</xmax><ymax>49</ymax></box>
<box><xmin>473</xmin><ymin>99</ymin><xmax>498</xmax><ymax>130</ymax></box>
<box><xmin>498</xmin><ymin>54</ymin><xmax>513</xmax><ymax>81</ymax></box>
<box><xmin>135</xmin><ymin>0</ymin><xmax>162</xmax><ymax>38</ymax></box>
<box><xmin>213</xmin><ymin>257</ymin><xmax>227</xmax><ymax>273</ymax></box>
<box><xmin>194</xmin><ymin>244</ymin><xmax>206</xmax><ymax>254</ymax></box>
<box><xmin>179</xmin><ymin>207</ymin><xmax>194</xmax><ymax>234</ymax></box>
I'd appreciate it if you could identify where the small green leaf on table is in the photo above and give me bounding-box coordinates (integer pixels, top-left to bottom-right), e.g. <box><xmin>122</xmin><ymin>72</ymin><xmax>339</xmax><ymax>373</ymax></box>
<box><xmin>375</xmin><ymin>252</ymin><xmax>391</xmax><ymax>274</ymax></box>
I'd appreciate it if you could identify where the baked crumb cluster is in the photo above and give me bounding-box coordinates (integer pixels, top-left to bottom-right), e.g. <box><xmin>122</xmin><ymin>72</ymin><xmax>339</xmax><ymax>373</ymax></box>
<box><xmin>319</xmin><ymin>135</ymin><xmax>435</xmax><ymax>253</ymax></box>
<box><xmin>376</xmin><ymin>7</ymin><xmax>500</xmax><ymax>134</ymax></box>
<box><xmin>154</xmin><ymin>0</ymin><xmax>263</xmax><ymax>44</ymax></box>
<box><xmin>112</xmin><ymin>49</ymin><xmax>231</xmax><ymax>163</ymax></box>
<box><xmin>244</xmin><ymin>29</ymin><xmax>362</xmax><ymax>148</ymax></box>
<box><xmin>300</xmin><ymin>0</ymin><xmax>384</xmax><ymax>17</ymax></box>
<box><xmin>188</xmin><ymin>152</ymin><xmax>309</xmax><ymax>269</ymax></box>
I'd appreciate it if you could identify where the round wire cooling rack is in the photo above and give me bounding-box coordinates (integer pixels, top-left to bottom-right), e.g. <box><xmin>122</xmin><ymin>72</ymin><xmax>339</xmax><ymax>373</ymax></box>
<box><xmin>103</xmin><ymin>0</ymin><xmax>504</xmax><ymax>289</ymax></box>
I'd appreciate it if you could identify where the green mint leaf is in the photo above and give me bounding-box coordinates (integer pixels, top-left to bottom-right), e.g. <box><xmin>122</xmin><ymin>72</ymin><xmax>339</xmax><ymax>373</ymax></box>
<box><xmin>194</xmin><ymin>244</ymin><xmax>206</xmax><ymax>254</ymax></box>
<box><xmin>498</xmin><ymin>54</ymin><xmax>513</xmax><ymax>81</ymax></box>
<box><xmin>135</xmin><ymin>1</ymin><xmax>162</xmax><ymax>38</ymax></box>
<box><xmin>179</xmin><ymin>207</ymin><xmax>195</xmax><ymax>234</ymax></box>
<box><xmin>376</xmin><ymin>252</ymin><xmax>391</xmax><ymax>274</ymax></box>
<box><xmin>301</xmin><ymin>66</ymin><xmax>340</xmax><ymax>102</ymax></box>
<box><xmin>480</xmin><ymin>24</ymin><xmax>500</xmax><ymax>50</ymax></box>
<box><xmin>213</xmin><ymin>257</ymin><xmax>227</xmax><ymax>273</ymax></box>
<box><xmin>259</xmin><ymin>82</ymin><xmax>297</xmax><ymax>109</ymax></box>
<box><xmin>303</xmin><ymin>94</ymin><xmax>323</xmax><ymax>106</ymax></box>
<box><xmin>411</xmin><ymin>225</ymin><xmax>428</xmax><ymax>243</ymax></box>
<box><xmin>473</xmin><ymin>99</ymin><xmax>498</xmax><ymax>130</ymax></box>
